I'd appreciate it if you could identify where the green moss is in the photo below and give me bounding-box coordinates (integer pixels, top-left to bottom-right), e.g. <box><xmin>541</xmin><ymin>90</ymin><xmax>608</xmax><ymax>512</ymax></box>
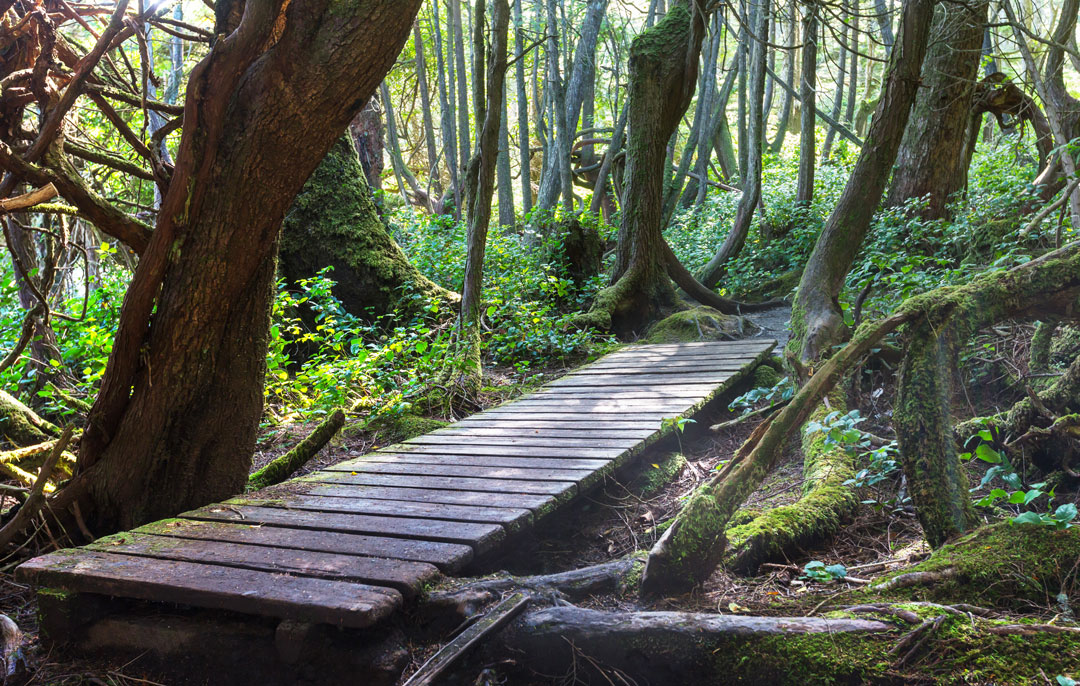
<box><xmin>721</xmin><ymin>394</ymin><xmax>856</xmax><ymax>574</ymax></box>
<box><xmin>279</xmin><ymin>136</ymin><xmax>455</xmax><ymax>319</ymax></box>
<box><xmin>752</xmin><ymin>364</ymin><xmax>781</xmax><ymax>388</ymax></box>
<box><xmin>628</xmin><ymin>452</ymin><xmax>686</xmax><ymax>496</ymax></box>
<box><xmin>364</xmin><ymin>412</ymin><xmax>448</xmax><ymax>445</ymax></box>
<box><xmin>643</xmin><ymin>306</ymin><xmax>748</xmax><ymax>344</ymax></box>
<box><xmin>871</xmin><ymin>522</ymin><xmax>1080</xmax><ymax>608</ymax></box>
<box><xmin>738</xmin><ymin>269</ymin><xmax>802</xmax><ymax>302</ymax></box>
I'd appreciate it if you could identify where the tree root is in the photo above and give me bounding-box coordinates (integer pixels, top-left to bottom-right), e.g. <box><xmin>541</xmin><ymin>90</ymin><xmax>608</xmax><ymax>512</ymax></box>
<box><xmin>721</xmin><ymin>393</ymin><xmax>857</xmax><ymax>575</ymax></box>
<box><xmin>246</xmin><ymin>409</ymin><xmax>345</xmax><ymax>491</ymax></box>
<box><xmin>641</xmin><ymin>309</ymin><xmax>915</xmax><ymax>594</ymax></box>
<box><xmin>871</xmin><ymin>568</ymin><xmax>960</xmax><ymax>592</ymax></box>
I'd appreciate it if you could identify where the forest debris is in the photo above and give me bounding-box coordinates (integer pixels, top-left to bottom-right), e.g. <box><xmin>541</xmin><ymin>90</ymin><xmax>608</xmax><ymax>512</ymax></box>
<box><xmin>0</xmin><ymin>426</ymin><xmax>72</xmax><ymax>549</ymax></box>
<box><xmin>0</xmin><ymin>613</ymin><xmax>22</xmax><ymax>679</ymax></box>
<box><xmin>246</xmin><ymin>409</ymin><xmax>345</xmax><ymax>491</ymax></box>
<box><xmin>889</xmin><ymin>615</ymin><xmax>945</xmax><ymax>666</ymax></box>
<box><xmin>403</xmin><ymin>593</ymin><xmax>529</xmax><ymax>686</ymax></box>
<box><xmin>871</xmin><ymin>567</ymin><xmax>958</xmax><ymax>592</ymax></box>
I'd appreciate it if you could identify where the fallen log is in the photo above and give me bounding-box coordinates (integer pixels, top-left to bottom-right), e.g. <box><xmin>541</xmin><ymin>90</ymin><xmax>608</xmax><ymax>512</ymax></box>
<box><xmin>247</xmin><ymin>409</ymin><xmax>345</xmax><ymax>491</ymax></box>
<box><xmin>493</xmin><ymin>607</ymin><xmax>891</xmax><ymax>684</ymax></box>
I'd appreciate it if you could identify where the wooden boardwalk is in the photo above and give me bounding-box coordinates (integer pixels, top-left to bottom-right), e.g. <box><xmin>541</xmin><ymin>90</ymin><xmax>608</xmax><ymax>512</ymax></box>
<box><xmin>18</xmin><ymin>340</ymin><xmax>775</xmax><ymax>632</ymax></box>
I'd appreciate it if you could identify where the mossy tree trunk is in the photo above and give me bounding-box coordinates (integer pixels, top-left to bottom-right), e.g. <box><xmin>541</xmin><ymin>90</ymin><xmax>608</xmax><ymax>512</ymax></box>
<box><xmin>789</xmin><ymin>0</ymin><xmax>935</xmax><ymax>364</ymax></box>
<box><xmin>76</xmin><ymin>0</ymin><xmax>423</xmax><ymax>534</ymax></box>
<box><xmin>575</xmin><ymin>0</ymin><xmax>707</xmax><ymax>336</ymax></box>
<box><xmin>280</xmin><ymin>136</ymin><xmax>453</xmax><ymax>320</ymax></box>
<box><xmin>886</xmin><ymin>0</ymin><xmax>989</xmax><ymax>219</ymax></box>
<box><xmin>896</xmin><ymin>244</ymin><xmax>1080</xmax><ymax>547</ymax></box>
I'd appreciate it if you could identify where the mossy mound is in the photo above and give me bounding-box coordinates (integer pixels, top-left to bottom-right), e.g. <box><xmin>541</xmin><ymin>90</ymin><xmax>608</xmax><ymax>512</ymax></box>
<box><xmin>628</xmin><ymin>453</ymin><xmax>686</xmax><ymax>496</ymax></box>
<box><xmin>871</xmin><ymin>522</ymin><xmax>1080</xmax><ymax>609</ymax></box>
<box><xmin>643</xmin><ymin>306</ymin><xmax>757</xmax><ymax>344</ymax></box>
<box><xmin>752</xmin><ymin>364</ymin><xmax>781</xmax><ymax>388</ymax></box>
<box><xmin>362</xmin><ymin>412</ymin><xmax>449</xmax><ymax>446</ymax></box>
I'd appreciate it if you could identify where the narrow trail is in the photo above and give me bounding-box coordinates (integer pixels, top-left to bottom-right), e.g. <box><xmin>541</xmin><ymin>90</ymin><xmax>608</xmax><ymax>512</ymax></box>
<box><xmin>744</xmin><ymin>304</ymin><xmax>792</xmax><ymax>349</ymax></box>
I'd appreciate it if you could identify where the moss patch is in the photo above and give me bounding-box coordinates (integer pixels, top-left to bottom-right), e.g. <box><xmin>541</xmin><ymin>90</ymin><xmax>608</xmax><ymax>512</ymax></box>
<box><xmin>870</xmin><ymin>522</ymin><xmax>1080</xmax><ymax>609</ymax></box>
<box><xmin>362</xmin><ymin>412</ymin><xmax>449</xmax><ymax>446</ymax></box>
<box><xmin>643</xmin><ymin>306</ymin><xmax>754</xmax><ymax>344</ymax></box>
<box><xmin>628</xmin><ymin>452</ymin><xmax>686</xmax><ymax>496</ymax></box>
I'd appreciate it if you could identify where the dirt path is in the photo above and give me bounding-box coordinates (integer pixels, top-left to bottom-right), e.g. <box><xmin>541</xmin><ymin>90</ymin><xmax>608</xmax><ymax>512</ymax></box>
<box><xmin>744</xmin><ymin>304</ymin><xmax>791</xmax><ymax>348</ymax></box>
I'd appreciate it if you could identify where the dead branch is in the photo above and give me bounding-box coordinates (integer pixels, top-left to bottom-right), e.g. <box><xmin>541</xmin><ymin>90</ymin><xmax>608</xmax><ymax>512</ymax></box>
<box><xmin>247</xmin><ymin>409</ymin><xmax>346</xmax><ymax>491</ymax></box>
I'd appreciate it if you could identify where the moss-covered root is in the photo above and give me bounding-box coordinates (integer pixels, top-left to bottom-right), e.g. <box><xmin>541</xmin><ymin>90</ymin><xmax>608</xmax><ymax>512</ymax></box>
<box><xmin>870</xmin><ymin>522</ymin><xmax>1080</xmax><ymax>609</ymax></box>
<box><xmin>642</xmin><ymin>306</ymin><xmax>754</xmax><ymax>344</ymax></box>
<box><xmin>628</xmin><ymin>452</ymin><xmax>686</xmax><ymax>496</ymax></box>
<box><xmin>1029</xmin><ymin>320</ymin><xmax>1056</xmax><ymax>372</ymax></box>
<box><xmin>0</xmin><ymin>390</ymin><xmax>59</xmax><ymax>447</ymax></box>
<box><xmin>247</xmin><ymin>409</ymin><xmax>345</xmax><ymax>491</ymax></box>
<box><xmin>722</xmin><ymin>394</ymin><xmax>857</xmax><ymax>575</ymax></box>
<box><xmin>641</xmin><ymin>311</ymin><xmax>914</xmax><ymax>596</ymax></box>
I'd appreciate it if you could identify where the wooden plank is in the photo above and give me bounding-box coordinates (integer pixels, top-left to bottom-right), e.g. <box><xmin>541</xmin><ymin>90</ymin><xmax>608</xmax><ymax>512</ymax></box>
<box><xmin>84</xmin><ymin>532</ymin><xmax>439</xmax><ymax>599</ymax></box>
<box><xmin>375</xmin><ymin>443</ymin><xmax>626</xmax><ymax>459</ymax></box>
<box><xmin>135</xmin><ymin>518</ymin><xmax>474</xmax><ymax>572</ymax></box>
<box><xmin>615</xmin><ymin>341</ymin><xmax>776</xmax><ymax>351</ymax></box>
<box><xmin>232</xmin><ymin>495</ymin><xmax>533</xmax><ymax>533</ymax></box>
<box><xmin>432</xmin><ymin>425</ymin><xmax>658</xmax><ymax>439</ymax></box>
<box><xmin>184</xmin><ymin>504</ymin><xmax>507</xmax><ymax>555</ymax></box>
<box><xmin>17</xmin><ymin>551</ymin><xmax>401</xmax><ymax>629</ymax></box>
<box><xmin>302</xmin><ymin>471</ymin><xmax>578</xmax><ymax>500</ymax></box>
<box><xmin>549</xmin><ymin>375</ymin><xmax>731</xmax><ymax>388</ymax></box>
<box><xmin>299</xmin><ymin>483</ymin><xmax>557</xmax><ymax>514</ymax></box>
<box><xmin>450</xmin><ymin>418</ymin><xmax>665</xmax><ymax>429</ymax></box>
<box><xmin>348</xmin><ymin>451</ymin><xmax>612</xmax><ymax>471</ymax></box>
<box><xmin>569</xmin><ymin>361</ymin><xmax>760</xmax><ymax>373</ymax></box>
<box><xmin>484</xmin><ymin>401</ymin><xmax>696</xmax><ymax>413</ymax></box>
<box><xmin>460</xmin><ymin>412</ymin><xmax>670</xmax><ymax>424</ymax></box>
<box><xmin>530</xmin><ymin>389</ymin><xmax>716</xmax><ymax>400</ymax></box>
<box><xmin>404</xmin><ymin>434</ymin><xmax>637</xmax><ymax>449</ymax></box>
<box><xmin>327</xmin><ymin>461</ymin><xmax>592</xmax><ymax>483</ymax></box>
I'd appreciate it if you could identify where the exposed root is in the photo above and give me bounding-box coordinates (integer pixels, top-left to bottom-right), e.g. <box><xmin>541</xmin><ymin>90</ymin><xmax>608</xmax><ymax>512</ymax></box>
<box><xmin>871</xmin><ymin>568</ymin><xmax>959</xmax><ymax>592</ymax></box>
<box><xmin>247</xmin><ymin>408</ymin><xmax>345</xmax><ymax>491</ymax></box>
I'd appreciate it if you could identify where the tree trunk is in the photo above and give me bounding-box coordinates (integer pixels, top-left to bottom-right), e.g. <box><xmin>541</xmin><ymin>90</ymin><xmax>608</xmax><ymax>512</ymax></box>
<box><xmin>76</xmin><ymin>0</ymin><xmax>423</xmax><ymax>534</ymax></box>
<box><xmin>820</xmin><ymin>6</ymin><xmax>848</xmax><ymax>161</ymax></box>
<box><xmin>574</xmin><ymin>0</ymin><xmax>707</xmax><ymax>335</ymax></box>
<box><xmin>790</xmin><ymin>0</ymin><xmax>935</xmax><ymax>364</ymax></box>
<box><xmin>279</xmin><ymin>136</ymin><xmax>454</xmax><ymax>319</ymax></box>
<box><xmin>348</xmin><ymin>99</ymin><xmax>384</xmax><ymax>191</ymax></box>
<box><xmin>696</xmin><ymin>0</ymin><xmax>768</xmax><ymax>289</ymax></box>
<box><xmin>452</xmin><ymin>0</ymin><xmax>472</xmax><ymax>187</ymax></box>
<box><xmin>768</xmin><ymin>0</ymin><xmax>797</xmax><ymax>155</ymax></box>
<box><xmin>513</xmin><ymin>0</ymin><xmax>533</xmax><ymax>214</ymax></box>
<box><xmin>433</xmin><ymin>0</ymin><xmax>461</xmax><ymax>214</ymax></box>
<box><xmin>414</xmin><ymin>20</ymin><xmax>441</xmax><ymax>195</ymax></box>
<box><xmin>886</xmin><ymin>0</ymin><xmax>989</xmax><ymax>219</ymax></box>
<box><xmin>459</xmin><ymin>0</ymin><xmax>511</xmax><ymax>384</ymax></box>
<box><xmin>796</xmin><ymin>0</ymin><xmax>817</xmax><ymax>205</ymax></box>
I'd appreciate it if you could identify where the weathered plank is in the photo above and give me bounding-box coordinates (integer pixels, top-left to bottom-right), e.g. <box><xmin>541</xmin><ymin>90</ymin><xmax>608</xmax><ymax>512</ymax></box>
<box><xmin>232</xmin><ymin>495</ymin><xmax>534</xmax><ymax>533</ymax></box>
<box><xmin>568</xmin><ymin>361</ymin><xmax>758</xmax><ymax>374</ymax></box>
<box><xmin>17</xmin><ymin>551</ymin><xmax>401</xmax><ymax>629</ymax></box>
<box><xmin>298</xmin><ymin>483</ymin><xmax>557</xmax><ymax>514</ymax></box>
<box><xmin>136</xmin><ymin>518</ymin><xmax>474</xmax><ymax>572</ymax></box>
<box><xmin>530</xmin><ymin>389</ymin><xmax>717</xmax><ymax>400</ymax></box>
<box><xmin>303</xmin><ymin>471</ymin><xmax>578</xmax><ymax>500</ymax></box>
<box><xmin>449</xmin><ymin>418</ymin><xmax>666</xmax><ymax>429</ymax></box>
<box><xmin>547</xmin><ymin>376</ymin><xmax>731</xmax><ymax>388</ymax></box>
<box><xmin>375</xmin><ymin>443</ymin><xmax>626</xmax><ymax>459</ymax></box>
<box><xmin>345</xmin><ymin>451</ymin><xmax>612</xmax><ymax>471</ymax></box>
<box><xmin>431</xmin><ymin>426</ymin><xmax>658</xmax><ymax>439</ymax></box>
<box><xmin>327</xmin><ymin>461</ymin><xmax>593</xmax><ymax>483</ymax></box>
<box><xmin>405</xmin><ymin>434</ymin><xmax>637</xmax><ymax>449</ymax></box>
<box><xmin>84</xmin><ymin>532</ymin><xmax>439</xmax><ymax>599</ymax></box>
<box><xmin>184</xmin><ymin>505</ymin><xmax>507</xmax><ymax>555</ymax></box>
<box><xmin>485</xmin><ymin>399</ymin><xmax>697</xmax><ymax>412</ymax></box>
<box><xmin>458</xmin><ymin>413</ymin><xmax>671</xmax><ymax>424</ymax></box>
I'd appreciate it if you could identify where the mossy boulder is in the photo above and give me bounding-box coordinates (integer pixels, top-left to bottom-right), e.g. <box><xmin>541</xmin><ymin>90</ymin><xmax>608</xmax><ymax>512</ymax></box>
<box><xmin>643</xmin><ymin>306</ymin><xmax>758</xmax><ymax>344</ymax></box>
<box><xmin>752</xmin><ymin>364</ymin><xmax>782</xmax><ymax>388</ymax></box>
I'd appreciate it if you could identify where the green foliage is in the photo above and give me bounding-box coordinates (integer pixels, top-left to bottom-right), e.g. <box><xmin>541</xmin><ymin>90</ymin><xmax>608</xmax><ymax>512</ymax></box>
<box><xmin>800</xmin><ymin>560</ymin><xmax>848</xmax><ymax>582</ymax></box>
<box><xmin>728</xmin><ymin>375</ymin><xmax>795</xmax><ymax>414</ymax></box>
